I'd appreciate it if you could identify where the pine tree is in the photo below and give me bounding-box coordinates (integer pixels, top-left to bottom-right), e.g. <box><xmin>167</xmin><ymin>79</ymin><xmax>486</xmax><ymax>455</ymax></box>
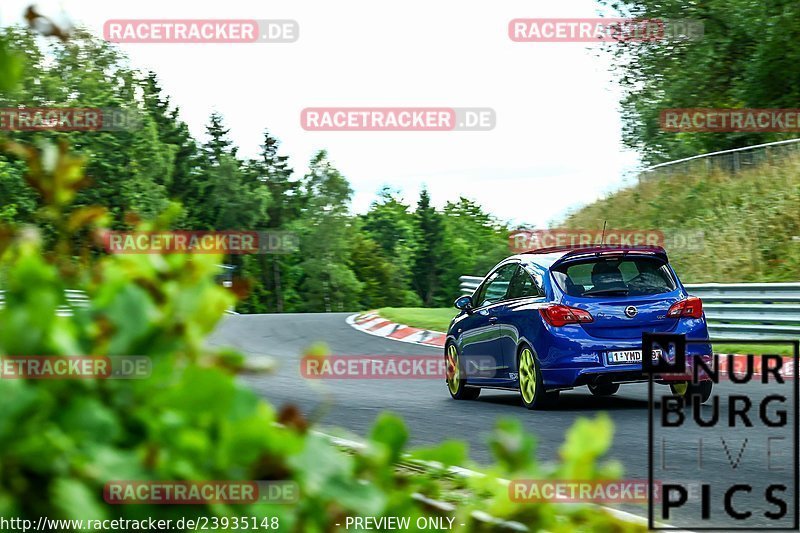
<box><xmin>248</xmin><ymin>130</ymin><xmax>297</xmax><ymax>312</ymax></box>
<box><xmin>360</xmin><ymin>187</ymin><xmax>420</xmax><ymax>306</ymax></box>
<box><xmin>203</xmin><ymin>111</ymin><xmax>238</xmax><ymax>165</ymax></box>
<box><xmin>412</xmin><ymin>187</ymin><xmax>444</xmax><ymax>306</ymax></box>
<box><xmin>141</xmin><ymin>72</ymin><xmax>203</xmax><ymax>226</ymax></box>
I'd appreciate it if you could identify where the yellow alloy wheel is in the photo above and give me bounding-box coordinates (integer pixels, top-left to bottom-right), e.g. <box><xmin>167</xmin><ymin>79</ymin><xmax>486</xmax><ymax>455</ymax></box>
<box><xmin>446</xmin><ymin>344</ymin><xmax>460</xmax><ymax>394</ymax></box>
<box><xmin>519</xmin><ymin>347</ymin><xmax>536</xmax><ymax>404</ymax></box>
<box><xmin>671</xmin><ymin>382</ymin><xmax>688</xmax><ymax>396</ymax></box>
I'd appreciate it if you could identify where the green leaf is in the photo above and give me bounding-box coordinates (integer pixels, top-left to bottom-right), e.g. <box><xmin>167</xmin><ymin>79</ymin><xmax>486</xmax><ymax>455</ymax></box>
<box><xmin>408</xmin><ymin>440</ymin><xmax>468</xmax><ymax>467</ymax></box>
<box><xmin>560</xmin><ymin>413</ymin><xmax>614</xmax><ymax>462</ymax></box>
<box><xmin>487</xmin><ymin>418</ymin><xmax>536</xmax><ymax>473</ymax></box>
<box><xmin>104</xmin><ymin>284</ymin><xmax>158</xmax><ymax>353</ymax></box>
<box><xmin>558</xmin><ymin>414</ymin><xmax>616</xmax><ymax>479</ymax></box>
<box><xmin>0</xmin><ymin>380</ymin><xmax>39</xmax><ymax>442</ymax></box>
<box><xmin>0</xmin><ymin>40</ymin><xmax>24</xmax><ymax>92</ymax></box>
<box><xmin>58</xmin><ymin>396</ymin><xmax>121</xmax><ymax>444</ymax></box>
<box><xmin>369</xmin><ymin>413</ymin><xmax>408</xmax><ymax>463</ymax></box>
<box><xmin>51</xmin><ymin>478</ymin><xmax>108</xmax><ymax>523</ymax></box>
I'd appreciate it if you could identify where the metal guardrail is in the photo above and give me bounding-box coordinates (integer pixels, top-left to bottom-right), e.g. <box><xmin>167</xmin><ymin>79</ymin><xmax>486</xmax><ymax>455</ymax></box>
<box><xmin>689</xmin><ymin>283</ymin><xmax>800</xmax><ymax>340</ymax></box>
<box><xmin>1</xmin><ymin>265</ymin><xmax>235</xmax><ymax>316</ymax></box>
<box><xmin>459</xmin><ymin>275</ymin><xmax>483</xmax><ymax>295</ymax></box>
<box><xmin>638</xmin><ymin>137</ymin><xmax>800</xmax><ymax>179</ymax></box>
<box><xmin>458</xmin><ymin>276</ymin><xmax>800</xmax><ymax>340</ymax></box>
<box><xmin>0</xmin><ymin>289</ymin><xmax>90</xmax><ymax>317</ymax></box>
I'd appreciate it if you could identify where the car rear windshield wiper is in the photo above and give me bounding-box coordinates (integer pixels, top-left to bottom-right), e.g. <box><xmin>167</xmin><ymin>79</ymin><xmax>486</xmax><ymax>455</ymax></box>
<box><xmin>582</xmin><ymin>287</ymin><xmax>630</xmax><ymax>296</ymax></box>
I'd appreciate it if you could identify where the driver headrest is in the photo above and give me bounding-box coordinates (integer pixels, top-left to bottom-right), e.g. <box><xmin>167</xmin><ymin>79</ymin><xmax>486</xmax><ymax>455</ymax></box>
<box><xmin>591</xmin><ymin>261</ymin><xmax>623</xmax><ymax>286</ymax></box>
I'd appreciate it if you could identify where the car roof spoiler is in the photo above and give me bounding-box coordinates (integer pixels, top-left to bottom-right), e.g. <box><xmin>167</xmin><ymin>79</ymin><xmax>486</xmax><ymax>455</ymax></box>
<box><xmin>523</xmin><ymin>245</ymin><xmax>669</xmax><ymax>269</ymax></box>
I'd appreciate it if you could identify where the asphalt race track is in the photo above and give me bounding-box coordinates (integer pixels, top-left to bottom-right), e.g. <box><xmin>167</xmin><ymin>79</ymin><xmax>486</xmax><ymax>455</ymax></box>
<box><xmin>208</xmin><ymin>313</ymin><xmax>798</xmax><ymax>529</ymax></box>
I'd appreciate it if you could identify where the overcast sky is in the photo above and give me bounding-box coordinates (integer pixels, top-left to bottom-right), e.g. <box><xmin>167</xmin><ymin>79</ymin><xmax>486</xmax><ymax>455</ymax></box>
<box><xmin>2</xmin><ymin>0</ymin><xmax>642</xmax><ymax>228</ymax></box>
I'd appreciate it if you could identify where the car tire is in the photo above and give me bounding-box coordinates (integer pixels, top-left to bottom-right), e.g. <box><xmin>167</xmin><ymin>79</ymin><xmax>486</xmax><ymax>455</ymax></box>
<box><xmin>445</xmin><ymin>343</ymin><xmax>481</xmax><ymax>400</ymax></box>
<box><xmin>670</xmin><ymin>380</ymin><xmax>713</xmax><ymax>404</ymax></box>
<box><xmin>588</xmin><ymin>383</ymin><xmax>620</xmax><ymax>396</ymax></box>
<box><xmin>518</xmin><ymin>344</ymin><xmax>558</xmax><ymax>409</ymax></box>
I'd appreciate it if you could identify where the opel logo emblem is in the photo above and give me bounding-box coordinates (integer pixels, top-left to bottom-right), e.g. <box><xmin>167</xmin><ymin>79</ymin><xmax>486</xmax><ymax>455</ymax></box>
<box><xmin>624</xmin><ymin>305</ymin><xmax>638</xmax><ymax>318</ymax></box>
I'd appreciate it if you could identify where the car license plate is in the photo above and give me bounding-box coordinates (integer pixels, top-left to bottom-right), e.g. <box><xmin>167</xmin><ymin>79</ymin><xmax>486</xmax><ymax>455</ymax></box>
<box><xmin>607</xmin><ymin>349</ymin><xmax>662</xmax><ymax>365</ymax></box>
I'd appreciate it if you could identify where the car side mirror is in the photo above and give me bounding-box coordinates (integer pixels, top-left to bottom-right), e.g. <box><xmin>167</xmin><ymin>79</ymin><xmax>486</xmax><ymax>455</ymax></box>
<box><xmin>454</xmin><ymin>295</ymin><xmax>473</xmax><ymax>313</ymax></box>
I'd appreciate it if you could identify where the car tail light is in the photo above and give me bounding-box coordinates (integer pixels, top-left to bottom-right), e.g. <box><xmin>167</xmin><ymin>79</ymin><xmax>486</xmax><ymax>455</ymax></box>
<box><xmin>667</xmin><ymin>296</ymin><xmax>703</xmax><ymax>319</ymax></box>
<box><xmin>539</xmin><ymin>305</ymin><xmax>594</xmax><ymax>327</ymax></box>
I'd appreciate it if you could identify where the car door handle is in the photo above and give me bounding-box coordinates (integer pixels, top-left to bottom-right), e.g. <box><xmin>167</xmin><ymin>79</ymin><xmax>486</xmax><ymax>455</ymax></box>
<box><xmin>489</xmin><ymin>317</ymin><xmax>498</xmax><ymax>324</ymax></box>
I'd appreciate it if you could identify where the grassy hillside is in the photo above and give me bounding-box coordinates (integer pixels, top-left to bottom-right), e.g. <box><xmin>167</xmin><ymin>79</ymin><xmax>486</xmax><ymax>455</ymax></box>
<box><xmin>562</xmin><ymin>157</ymin><xmax>800</xmax><ymax>283</ymax></box>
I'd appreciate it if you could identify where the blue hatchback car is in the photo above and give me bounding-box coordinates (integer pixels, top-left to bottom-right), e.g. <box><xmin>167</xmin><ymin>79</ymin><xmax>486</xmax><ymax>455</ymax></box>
<box><xmin>445</xmin><ymin>245</ymin><xmax>713</xmax><ymax>409</ymax></box>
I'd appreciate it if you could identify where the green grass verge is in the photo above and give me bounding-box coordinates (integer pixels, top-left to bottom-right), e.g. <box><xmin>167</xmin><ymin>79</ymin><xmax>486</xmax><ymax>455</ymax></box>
<box><xmin>372</xmin><ymin>308</ymin><xmax>795</xmax><ymax>356</ymax></box>
<box><xmin>715</xmin><ymin>343</ymin><xmax>795</xmax><ymax>357</ymax></box>
<box><xmin>375</xmin><ymin>307</ymin><xmax>456</xmax><ymax>332</ymax></box>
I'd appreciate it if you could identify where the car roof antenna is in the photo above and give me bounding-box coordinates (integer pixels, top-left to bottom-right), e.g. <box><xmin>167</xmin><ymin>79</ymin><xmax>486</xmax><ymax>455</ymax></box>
<box><xmin>601</xmin><ymin>220</ymin><xmax>607</xmax><ymax>245</ymax></box>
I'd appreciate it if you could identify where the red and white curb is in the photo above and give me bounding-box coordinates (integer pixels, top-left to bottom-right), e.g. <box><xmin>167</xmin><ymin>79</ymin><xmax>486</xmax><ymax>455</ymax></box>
<box><xmin>347</xmin><ymin>312</ymin><xmax>795</xmax><ymax>380</ymax></box>
<box><xmin>347</xmin><ymin>311</ymin><xmax>447</xmax><ymax>348</ymax></box>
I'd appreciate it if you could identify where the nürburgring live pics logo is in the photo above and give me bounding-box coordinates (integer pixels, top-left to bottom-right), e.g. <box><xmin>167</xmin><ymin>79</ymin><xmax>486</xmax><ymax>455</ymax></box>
<box><xmin>644</xmin><ymin>333</ymin><xmax>799</xmax><ymax>530</ymax></box>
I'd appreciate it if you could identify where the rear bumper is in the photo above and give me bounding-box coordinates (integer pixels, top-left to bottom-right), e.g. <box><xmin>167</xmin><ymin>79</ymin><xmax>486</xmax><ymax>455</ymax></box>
<box><xmin>532</xmin><ymin>318</ymin><xmax>713</xmax><ymax>389</ymax></box>
<box><xmin>541</xmin><ymin>353</ymin><xmax>714</xmax><ymax>389</ymax></box>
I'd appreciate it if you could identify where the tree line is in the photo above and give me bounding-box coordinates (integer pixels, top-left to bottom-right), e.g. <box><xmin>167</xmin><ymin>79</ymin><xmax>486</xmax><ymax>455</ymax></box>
<box><xmin>599</xmin><ymin>0</ymin><xmax>800</xmax><ymax>164</ymax></box>
<box><xmin>0</xmin><ymin>28</ymin><xmax>510</xmax><ymax>312</ymax></box>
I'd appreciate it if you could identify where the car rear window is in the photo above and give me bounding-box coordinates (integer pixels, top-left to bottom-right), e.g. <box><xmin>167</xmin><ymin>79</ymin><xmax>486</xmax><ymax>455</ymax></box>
<box><xmin>551</xmin><ymin>257</ymin><xmax>677</xmax><ymax>297</ymax></box>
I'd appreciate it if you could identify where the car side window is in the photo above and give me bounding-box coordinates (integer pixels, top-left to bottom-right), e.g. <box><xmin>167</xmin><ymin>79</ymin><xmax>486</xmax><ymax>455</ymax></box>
<box><xmin>507</xmin><ymin>266</ymin><xmax>543</xmax><ymax>299</ymax></box>
<box><xmin>475</xmin><ymin>264</ymin><xmax>517</xmax><ymax>307</ymax></box>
